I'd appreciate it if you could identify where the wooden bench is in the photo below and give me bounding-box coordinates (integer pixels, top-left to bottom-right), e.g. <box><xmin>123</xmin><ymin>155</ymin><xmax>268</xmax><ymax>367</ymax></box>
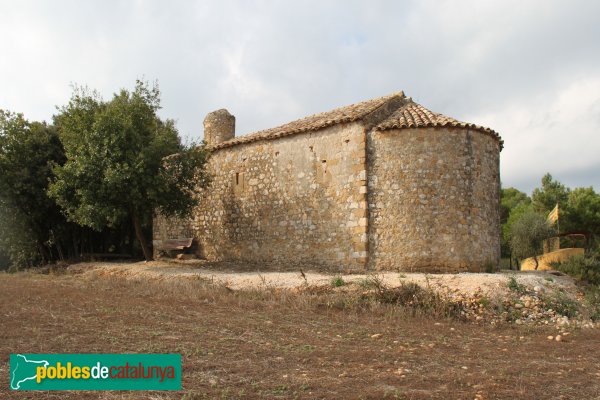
<box><xmin>153</xmin><ymin>238</ymin><xmax>194</xmax><ymax>257</ymax></box>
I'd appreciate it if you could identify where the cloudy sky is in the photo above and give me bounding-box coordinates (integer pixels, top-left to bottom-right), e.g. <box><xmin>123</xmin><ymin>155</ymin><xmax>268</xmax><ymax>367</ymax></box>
<box><xmin>1</xmin><ymin>0</ymin><xmax>599</xmax><ymax>194</ymax></box>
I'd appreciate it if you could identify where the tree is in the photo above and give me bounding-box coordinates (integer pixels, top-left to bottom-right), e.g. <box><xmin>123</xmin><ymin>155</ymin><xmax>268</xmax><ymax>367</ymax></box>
<box><xmin>531</xmin><ymin>173</ymin><xmax>569</xmax><ymax>213</ymax></box>
<box><xmin>49</xmin><ymin>81</ymin><xmax>209</xmax><ymax>261</ymax></box>
<box><xmin>509</xmin><ymin>210</ymin><xmax>556</xmax><ymax>270</ymax></box>
<box><xmin>0</xmin><ymin>110</ymin><xmax>69</xmax><ymax>266</ymax></box>
<box><xmin>502</xmin><ymin>202</ymin><xmax>532</xmax><ymax>267</ymax></box>
<box><xmin>499</xmin><ymin>187</ymin><xmax>531</xmax><ymax>266</ymax></box>
<box><xmin>500</xmin><ymin>187</ymin><xmax>531</xmax><ymax>224</ymax></box>
<box><xmin>563</xmin><ymin>187</ymin><xmax>600</xmax><ymax>248</ymax></box>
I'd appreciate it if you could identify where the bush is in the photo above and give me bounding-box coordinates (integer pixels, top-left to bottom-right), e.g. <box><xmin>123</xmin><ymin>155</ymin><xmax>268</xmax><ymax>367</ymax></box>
<box><xmin>507</xmin><ymin>276</ymin><xmax>526</xmax><ymax>294</ymax></box>
<box><xmin>551</xmin><ymin>254</ymin><xmax>600</xmax><ymax>285</ymax></box>
<box><xmin>361</xmin><ymin>280</ymin><xmax>463</xmax><ymax>318</ymax></box>
<box><xmin>330</xmin><ymin>276</ymin><xmax>345</xmax><ymax>287</ymax></box>
<box><xmin>541</xmin><ymin>289</ymin><xmax>579</xmax><ymax>318</ymax></box>
<box><xmin>583</xmin><ymin>286</ymin><xmax>600</xmax><ymax>321</ymax></box>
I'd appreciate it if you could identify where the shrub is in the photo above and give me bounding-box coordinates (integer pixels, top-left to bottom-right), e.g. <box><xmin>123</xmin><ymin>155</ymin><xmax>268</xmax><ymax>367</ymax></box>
<box><xmin>330</xmin><ymin>276</ymin><xmax>345</xmax><ymax>287</ymax></box>
<box><xmin>362</xmin><ymin>280</ymin><xmax>463</xmax><ymax>318</ymax></box>
<box><xmin>551</xmin><ymin>254</ymin><xmax>600</xmax><ymax>285</ymax></box>
<box><xmin>507</xmin><ymin>276</ymin><xmax>526</xmax><ymax>294</ymax></box>
<box><xmin>541</xmin><ymin>289</ymin><xmax>579</xmax><ymax>318</ymax></box>
<box><xmin>583</xmin><ymin>286</ymin><xmax>600</xmax><ymax>321</ymax></box>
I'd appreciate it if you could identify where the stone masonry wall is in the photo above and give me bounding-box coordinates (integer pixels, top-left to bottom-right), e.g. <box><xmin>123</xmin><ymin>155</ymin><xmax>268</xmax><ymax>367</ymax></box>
<box><xmin>152</xmin><ymin>214</ymin><xmax>193</xmax><ymax>251</ymax></box>
<box><xmin>367</xmin><ymin>127</ymin><xmax>501</xmax><ymax>272</ymax></box>
<box><xmin>155</xmin><ymin>122</ymin><xmax>369</xmax><ymax>270</ymax></box>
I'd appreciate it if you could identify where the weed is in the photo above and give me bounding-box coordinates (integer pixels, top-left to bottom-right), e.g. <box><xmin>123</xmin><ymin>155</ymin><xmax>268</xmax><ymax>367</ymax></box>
<box><xmin>398</xmin><ymin>273</ymin><xmax>407</xmax><ymax>279</ymax></box>
<box><xmin>182</xmin><ymin>391</ymin><xmax>206</xmax><ymax>400</ymax></box>
<box><xmin>331</xmin><ymin>276</ymin><xmax>345</xmax><ymax>287</ymax></box>
<box><xmin>271</xmin><ymin>384</ymin><xmax>290</xmax><ymax>395</ymax></box>
<box><xmin>362</xmin><ymin>280</ymin><xmax>464</xmax><ymax>318</ymax></box>
<box><xmin>484</xmin><ymin>260</ymin><xmax>497</xmax><ymax>273</ymax></box>
<box><xmin>582</xmin><ymin>285</ymin><xmax>600</xmax><ymax>321</ymax></box>
<box><xmin>545</xmin><ymin>276</ymin><xmax>555</xmax><ymax>282</ymax></box>
<box><xmin>299</xmin><ymin>383</ymin><xmax>310</xmax><ymax>391</ymax></box>
<box><xmin>478</xmin><ymin>297</ymin><xmax>491</xmax><ymax>308</ymax></box>
<box><xmin>357</xmin><ymin>278</ymin><xmax>372</xmax><ymax>289</ymax></box>
<box><xmin>507</xmin><ymin>276</ymin><xmax>527</xmax><ymax>294</ymax></box>
<box><xmin>357</xmin><ymin>274</ymin><xmax>386</xmax><ymax>290</ymax></box>
<box><xmin>258</xmin><ymin>273</ymin><xmax>267</xmax><ymax>286</ymax></box>
<box><xmin>542</xmin><ymin>289</ymin><xmax>579</xmax><ymax>318</ymax></box>
<box><xmin>373</xmin><ymin>274</ymin><xmax>388</xmax><ymax>289</ymax></box>
<box><xmin>299</xmin><ymin>344</ymin><xmax>316</xmax><ymax>352</ymax></box>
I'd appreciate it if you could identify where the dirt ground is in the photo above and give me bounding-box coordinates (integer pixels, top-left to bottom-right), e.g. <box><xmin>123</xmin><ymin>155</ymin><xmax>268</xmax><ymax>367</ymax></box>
<box><xmin>1</xmin><ymin>265</ymin><xmax>599</xmax><ymax>399</ymax></box>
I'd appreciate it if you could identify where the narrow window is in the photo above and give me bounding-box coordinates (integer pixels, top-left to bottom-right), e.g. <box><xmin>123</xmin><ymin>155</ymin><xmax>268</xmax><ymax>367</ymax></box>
<box><xmin>235</xmin><ymin>172</ymin><xmax>240</xmax><ymax>185</ymax></box>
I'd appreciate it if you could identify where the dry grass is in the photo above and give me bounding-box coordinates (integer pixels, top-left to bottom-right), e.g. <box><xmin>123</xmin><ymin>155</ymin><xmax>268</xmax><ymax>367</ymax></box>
<box><xmin>1</xmin><ymin>270</ymin><xmax>600</xmax><ymax>399</ymax></box>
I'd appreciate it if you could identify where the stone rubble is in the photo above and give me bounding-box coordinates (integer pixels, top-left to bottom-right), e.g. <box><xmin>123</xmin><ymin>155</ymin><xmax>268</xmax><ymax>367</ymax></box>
<box><xmin>435</xmin><ymin>284</ymin><xmax>597</xmax><ymax>328</ymax></box>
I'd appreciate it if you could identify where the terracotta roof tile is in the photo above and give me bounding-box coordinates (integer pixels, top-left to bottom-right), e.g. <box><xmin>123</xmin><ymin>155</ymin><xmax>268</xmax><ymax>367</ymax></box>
<box><xmin>211</xmin><ymin>92</ymin><xmax>405</xmax><ymax>150</ymax></box>
<box><xmin>375</xmin><ymin>101</ymin><xmax>503</xmax><ymax>148</ymax></box>
<box><xmin>210</xmin><ymin>92</ymin><xmax>503</xmax><ymax>150</ymax></box>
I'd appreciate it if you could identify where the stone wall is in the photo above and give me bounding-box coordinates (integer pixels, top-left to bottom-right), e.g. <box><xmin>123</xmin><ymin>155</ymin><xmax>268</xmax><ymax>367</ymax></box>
<box><xmin>152</xmin><ymin>214</ymin><xmax>194</xmax><ymax>249</ymax></box>
<box><xmin>367</xmin><ymin>127</ymin><xmax>501</xmax><ymax>272</ymax></box>
<box><xmin>155</xmin><ymin>122</ymin><xmax>370</xmax><ymax>270</ymax></box>
<box><xmin>154</xmin><ymin>122</ymin><xmax>502</xmax><ymax>272</ymax></box>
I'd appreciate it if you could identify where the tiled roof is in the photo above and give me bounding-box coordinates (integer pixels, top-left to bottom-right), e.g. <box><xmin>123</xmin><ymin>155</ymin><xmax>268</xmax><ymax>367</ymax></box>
<box><xmin>375</xmin><ymin>101</ymin><xmax>503</xmax><ymax>148</ymax></box>
<box><xmin>210</xmin><ymin>92</ymin><xmax>405</xmax><ymax>150</ymax></box>
<box><xmin>211</xmin><ymin>92</ymin><xmax>502</xmax><ymax>150</ymax></box>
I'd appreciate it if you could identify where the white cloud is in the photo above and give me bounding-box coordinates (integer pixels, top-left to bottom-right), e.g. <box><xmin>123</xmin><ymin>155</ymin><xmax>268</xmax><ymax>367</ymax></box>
<box><xmin>0</xmin><ymin>0</ymin><xmax>599</xmax><ymax>191</ymax></box>
<box><xmin>470</xmin><ymin>76</ymin><xmax>600</xmax><ymax>192</ymax></box>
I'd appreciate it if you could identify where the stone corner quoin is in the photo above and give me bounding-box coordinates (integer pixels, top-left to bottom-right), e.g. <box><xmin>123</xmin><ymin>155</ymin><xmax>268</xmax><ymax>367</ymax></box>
<box><xmin>153</xmin><ymin>92</ymin><xmax>502</xmax><ymax>273</ymax></box>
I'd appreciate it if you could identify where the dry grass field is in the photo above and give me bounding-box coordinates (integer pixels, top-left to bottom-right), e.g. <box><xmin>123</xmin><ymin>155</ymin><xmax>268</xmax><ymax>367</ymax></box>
<box><xmin>1</xmin><ymin>268</ymin><xmax>600</xmax><ymax>399</ymax></box>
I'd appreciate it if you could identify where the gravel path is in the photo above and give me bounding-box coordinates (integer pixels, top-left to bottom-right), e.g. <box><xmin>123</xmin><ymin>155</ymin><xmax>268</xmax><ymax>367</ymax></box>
<box><xmin>72</xmin><ymin>260</ymin><xmax>577</xmax><ymax>296</ymax></box>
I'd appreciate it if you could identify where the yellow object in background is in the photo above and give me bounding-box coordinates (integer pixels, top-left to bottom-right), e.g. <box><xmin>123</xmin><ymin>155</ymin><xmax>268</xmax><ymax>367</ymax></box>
<box><xmin>547</xmin><ymin>204</ymin><xmax>559</xmax><ymax>224</ymax></box>
<box><xmin>521</xmin><ymin>248</ymin><xmax>584</xmax><ymax>271</ymax></box>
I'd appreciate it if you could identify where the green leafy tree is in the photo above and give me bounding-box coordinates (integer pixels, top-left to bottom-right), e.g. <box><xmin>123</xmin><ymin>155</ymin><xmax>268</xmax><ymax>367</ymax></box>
<box><xmin>499</xmin><ymin>188</ymin><xmax>531</xmax><ymax>264</ymax></box>
<box><xmin>563</xmin><ymin>187</ymin><xmax>600</xmax><ymax>247</ymax></box>
<box><xmin>0</xmin><ymin>110</ymin><xmax>70</xmax><ymax>267</ymax></box>
<box><xmin>509</xmin><ymin>210</ymin><xmax>555</xmax><ymax>270</ymax></box>
<box><xmin>531</xmin><ymin>173</ymin><xmax>569</xmax><ymax>213</ymax></box>
<box><xmin>502</xmin><ymin>202</ymin><xmax>533</xmax><ymax>265</ymax></box>
<box><xmin>500</xmin><ymin>187</ymin><xmax>531</xmax><ymax>224</ymax></box>
<box><xmin>49</xmin><ymin>81</ymin><xmax>209</xmax><ymax>261</ymax></box>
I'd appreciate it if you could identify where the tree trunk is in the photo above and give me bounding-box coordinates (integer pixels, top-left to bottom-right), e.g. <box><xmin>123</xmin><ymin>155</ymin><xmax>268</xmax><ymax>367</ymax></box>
<box><xmin>55</xmin><ymin>238</ymin><xmax>65</xmax><ymax>261</ymax></box>
<box><xmin>37</xmin><ymin>242</ymin><xmax>50</xmax><ymax>265</ymax></box>
<box><xmin>132</xmin><ymin>210</ymin><xmax>152</xmax><ymax>261</ymax></box>
<box><xmin>533</xmin><ymin>255</ymin><xmax>539</xmax><ymax>270</ymax></box>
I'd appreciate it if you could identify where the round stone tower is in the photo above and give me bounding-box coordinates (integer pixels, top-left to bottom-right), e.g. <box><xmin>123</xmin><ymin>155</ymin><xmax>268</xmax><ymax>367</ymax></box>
<box><xmin>367</xmin><ymin>100</ymin><xmax>502</xmax><ymax>272</ymax></box>
<box><xmin>204</xmin><ymin>109</ymin><xmax>235</xmax><ymax>146</ymax></box>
